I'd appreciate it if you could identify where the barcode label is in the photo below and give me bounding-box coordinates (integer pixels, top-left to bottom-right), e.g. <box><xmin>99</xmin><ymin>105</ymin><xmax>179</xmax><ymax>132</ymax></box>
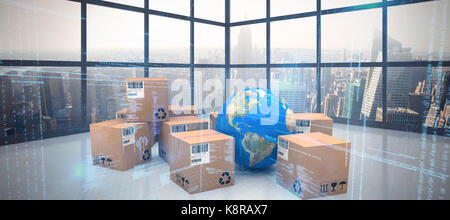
<box><xmin>278</xmin><ymin>138</ymin><xmax>289</xmax><ymax>161</ymax></box>
<box><xmin>191</xmin><ymin>143</ymin><xmax>210</xmax><ymax>165</ymax></box>
<box><xmin>127</xmin><ymin>81</ymin><xmax>144</xmax><ymax>99</ymax></box>
<box><xmin>171</xmin><ymin>124</ymin><xmax>187</xmax><ymax>133</ymax></box>
<box><xmin>296</xmin><ymin>120</ymin><xmax>311</xmax><ymax>134</ymax></box>
<box><xmin>117</xmin><ymin>113</ymin><xmax>127</xmax><ymax>119</ymax></box>
<box><xmin>122</xmin><ymin>126</ymin><xmax>136</xmax><ymax>147</ymax></box>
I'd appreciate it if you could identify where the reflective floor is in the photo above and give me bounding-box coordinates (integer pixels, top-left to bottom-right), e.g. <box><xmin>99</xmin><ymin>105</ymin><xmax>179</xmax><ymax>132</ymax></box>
<box><xmin>0</xmin><ymin>123</ymin><xmax>449</xmax><ymax>200</ymax></box>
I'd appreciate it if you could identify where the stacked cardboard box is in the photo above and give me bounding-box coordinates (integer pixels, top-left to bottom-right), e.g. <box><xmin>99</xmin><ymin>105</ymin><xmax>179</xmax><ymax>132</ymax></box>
<box><xmin>159</xmin><ymin>116</ymin><xmax>208</xmax><ymax>162</ymax></box>
<box><xmin>276</xmin><ymin>132</ymin><xmax>351</xmax><ymax>199</ymax></box>
<box><xmin>90</xmin><ymin>120</ymin><xmax>155</xmax><ymax>171</ymax></box>
<box><xmin>294</xmin><ymin>113</ymin><xmax>333</xmax><ymax>136</ymax></box>
<box><xmin>170</xmin><ymin>130</ymin><xmax>235</xmax><ymax>194</ymax></box>
<box><xmin>89</xmin><ymin>78</ymin><xmax>169</xmax><ymax>171</ymax></box>
<box><xmin>168</xmin><ymin>105</ymin><xmax>198</xmax><ymax>118</ymax></box>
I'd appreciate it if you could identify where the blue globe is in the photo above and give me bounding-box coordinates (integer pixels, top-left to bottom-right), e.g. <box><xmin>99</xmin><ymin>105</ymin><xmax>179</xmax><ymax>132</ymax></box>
<box><xmin>216</xmin><ymin>88</ymin><xmax>296</xmax><ymax>169</ymax></box>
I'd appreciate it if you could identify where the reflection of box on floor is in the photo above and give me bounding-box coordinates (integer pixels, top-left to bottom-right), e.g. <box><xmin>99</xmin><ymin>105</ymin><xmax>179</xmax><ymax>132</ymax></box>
<box><xmin>294</xmin><ymin>113</ymin><xmax>333</xmax><ymax>136</ymax></box>
<box><xmin>126</xmin><ymin>78</ymin><xmax>169</xmax><ymax>122</ymax></box>
<box><xmin>210</xmin><ymin>112</ymin><xmax>218</xmax><ymax>130</ymax></box>
<box><xmin>170</xmin><ymin>130</ymin><xmax>235</xmax><ymax>194</ymax></box>
<box><xmin>168</xmin><ymin>105</ymin><xmax>198</xmax><ymax>118</ymax></box>
<box><xmin>159</xmin><ymin>116</ymin><xmax>208</xmax><ymax>163</ymax></box>
<box><xmin>276</xmin><ymin>132</ymin><xmax>351</xmax><ymax>199</ymax></box>
<box><xmin>90</xmin><ymin>120</ymin><xmax>155</xmax><ymax>171</ymax></box>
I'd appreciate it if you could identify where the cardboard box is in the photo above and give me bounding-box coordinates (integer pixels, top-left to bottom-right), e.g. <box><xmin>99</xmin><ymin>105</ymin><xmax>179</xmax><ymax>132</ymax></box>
<box><xmin>294</xmin><ymin>113</ymin><xmax>333</xmax><ymax>136</ymax></box>
<box><xmin>168</xmin><ymin>105</ymin><xmax>198</xmax><ymax>118</ymax></box>
<box><xmin>170</xmin><ymin>130</ymin><xmax>235</xmax><ymax>194</ymax></box>
<box><xmin>90</xmin><ymin>120</ymin><xmax>156</xmax><ymax>171</ymax></box>
<box><xmin>159</xmin><ymin>116</ymin><xmax>208</xmax><ymax>162</ymax></box>
<box><xmin>126</xmin><ymin>78</ymin><xmax>169</xmax><ymax>122</ymax></box>
<box><xmin>210</xmin><ymin>112</ymin><xmax>218</xmax><ymax>130</ymax></box>
<box><xmin>115</xmin><ymin>108</ymin><xmax>128</xmax><ymax>120</ymax></box>
<box><xmin>276</xmin><ymin>132</ymin><xmax>351</xmax><ymax>199</ymax></box>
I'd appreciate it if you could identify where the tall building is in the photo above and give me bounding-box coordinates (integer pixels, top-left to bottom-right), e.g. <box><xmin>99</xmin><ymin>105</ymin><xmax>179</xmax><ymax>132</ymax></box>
<box><xmin>342</xmin><ymin>78</ymin><xmax>366</xmax><ymax>120</ymax></box>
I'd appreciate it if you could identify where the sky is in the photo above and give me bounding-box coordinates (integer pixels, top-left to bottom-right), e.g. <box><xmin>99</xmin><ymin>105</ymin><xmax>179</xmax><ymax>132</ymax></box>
<box><xmin>0</xmin><ymin>0</ymin><xmax>449</xmax><ymax>58</ymax></box>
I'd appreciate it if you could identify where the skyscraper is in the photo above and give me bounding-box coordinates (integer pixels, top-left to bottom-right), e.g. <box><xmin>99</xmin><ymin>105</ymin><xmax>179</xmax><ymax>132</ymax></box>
<box><xmin>342</xmin><ymin>78</ymin><xmax>366</xmax><ymax>120</ymax></box>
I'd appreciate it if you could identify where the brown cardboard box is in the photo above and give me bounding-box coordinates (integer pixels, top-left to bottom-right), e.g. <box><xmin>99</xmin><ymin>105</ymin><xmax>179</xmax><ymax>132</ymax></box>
<box><xmin>170</xmin><ymin>130</ymin><xmax>235</xmax><ymax>194</ymax></box>
<box><xmin>168</xmin><ymin>105</ymin><xmax>198</xmax><ymax>118</ymax></box>
<box><xmin>90</xmin><ymin>120</ymin><xmax>156</xmax><ymax>171</ymax></box>
<box><xmin>115</xmin><ymin>108</ymin><xmax>128</xmax><ymax>120</ymax></box>
<box><xmin>159</xmin><ymin>116</ymin><xmax>208</xmax><ymax>162</ymax></box>
<box><xmin>126</xmin><ymin>78</ymin><xmax>169</xmax><ymax>122</ymax></box>
<box><xmin>294</xmin><ymin>113</ymin><xmax>333</xmax><ymax>136</ymax></box>
<box><xmin>276</xmin><ymin>132</ymin><xmax>351</xmax><ymax>199</ymax></box>
<box><xmin>210</xmin><ymin>112</ymin><xmax>218</xmax><ymax>130</ymax></box>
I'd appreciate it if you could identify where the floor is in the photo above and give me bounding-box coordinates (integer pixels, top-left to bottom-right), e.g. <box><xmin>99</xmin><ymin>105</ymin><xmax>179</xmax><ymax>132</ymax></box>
<box><xmin>0</xmin><ymin>123</ymin><xmax>449</xmax><ymax>200</ymax></box>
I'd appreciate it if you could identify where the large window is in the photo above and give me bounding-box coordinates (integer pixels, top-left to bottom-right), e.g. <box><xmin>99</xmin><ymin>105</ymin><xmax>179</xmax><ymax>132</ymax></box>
<box><xmin>1</xmin><ymin>0</ymin><xmax>449</xmax><ymax>146</ymax></box>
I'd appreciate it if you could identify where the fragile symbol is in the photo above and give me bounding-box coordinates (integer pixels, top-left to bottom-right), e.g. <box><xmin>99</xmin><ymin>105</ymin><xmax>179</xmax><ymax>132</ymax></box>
<box><xmin>293</xmin><ymin>179</ymin><xmax>302</xmax><ymax>195</ymax></box>
<box><xmin>219</xmin><ymin>172</ymin><xmax>231</xmax><ymax>185</ymax></box>
<box><xmin>142</xmin><ymin>149</ymin><xmax>151</xmax><ymax>161</ymax></box>
<box><xmin>177</xmin><ymin>174</ymin><xmax>190</xmax><ymax>189</ymax></box>
<box><xmin>154</xmin><ymin>108</ymin><xmax>167</xmax><ymax>120</ymax></box>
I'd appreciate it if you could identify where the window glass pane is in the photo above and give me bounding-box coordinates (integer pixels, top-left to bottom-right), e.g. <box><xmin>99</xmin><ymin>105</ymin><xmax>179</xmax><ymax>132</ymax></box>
<box><xmin>231</xmin><ymin>24</ymin><xmax>266</xmax><ymax>64</ymax></box>
<box><xmin>321</xmin><ymin>67</ymin><xmax>381</xmax><ymax>121</ymax></box>
<box><xmin>386</xmin><ymin>67</ymin><xmax>449</xmax><ymax>131</ymax></box>
<box><xmin>322</xmin><ymin>8</ymin><xmax>382</xmax><ymax>63</ymax></box>
<box><xmin>108</xmin><ymin>0</ymin><xmax>144</xmax><ymax>7</ymax></box>
<box><xmin>1</xmin><ymin>67</ymin><xmax>82</xmax><ymax>144</ymax></box>
<box><xmin>194</xmin><ymin>68</ymin><xmax>225</xmax><ymax>114</ymax></box>
<box><xmin>88</xmin><ymin>5</ymin><xmax>144</xmax><ymax>62</ymax></box>
<box><xmin>149</xmin><ymin>15</ymin><xmax>190</xmax><ymax>63</ymax></box>
<box><xmin>228</xmin><ymin>68</ymin><xmax>266</xmax><ymax>98</ymax></box>
<box><xmin>195</xmin><ymin>0</ymin><xmax>224</xmax><ymax>22</ymax></box>
<box><xmin>149</xmin><ymin>0</ymin><xmax>190</xmax><ymax>16</ymax></box>
<box><xmin>87</xmin><ymin>67</ymin><xmax>145</xmax><ymax>123</ymax></box>
<box><xmin>195</xmin><ymin>23</ymin><xmax>225</xmax><ymax>64</ymax></box>
<box><xmin>271</xmin><ymin>17</ymin><xmax>316</xmax><ymax>63</ymax></box>
<box><xmin>148</xmin><ymin>68</ymin><xmax>190</xmax><ymax>105</ymax></box>
<box><xmin>0</xmin><ymin>0</ymin><xmax>80</xmax><ymax>61</ymax></box>
<box><xmin>271</xmin><ymin>68</ymin><xmax>317</xmax><ymax>113</ymax></box>
<box><xmin>271</xmin><ymin>0</ymin><xmax>316</xmax><ymax>17</ymax></box>
<box><xmin>322</xmin><ymin>0</ymin><xmax>380</xmax><ymax>10</ymax></box>
<box><xmin>388</xmin><ymin>1</ymin><xmax>450</xmax><ymax>61</ymax></box>
<box><xmin>231</xmin><ymin>0</ymin><xmax>266</xmax><ymax>22</ymax></box>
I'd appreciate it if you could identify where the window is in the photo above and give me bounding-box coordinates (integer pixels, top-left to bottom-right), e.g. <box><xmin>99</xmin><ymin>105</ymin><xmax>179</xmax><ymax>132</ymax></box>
<box><xmin>386</xmin><ymin>67</ymin><xmax>449</xmax><ymax>130</ymax></box>
<box><xmin>195</xmin><ymin>0</ymin><xmax>225</xmax><ymax>22</ymax></box>
<box><xmin>271</xmin><ymin>0</ymin><xmax>316</xmax><ymax>17</ymax></box>
<box><xmin>148</xmin><ymin>68</ymin><xmax>190</xmax><ymax>105</ymax></box>
<box><xmin>322</xmin><ymin>8</ymin><xmax>382</xmax><ymax>63</ymax></box>
<box><xmin>108</xmin><ymin>0</ymin><xmax>145</xmax><ymax>8</ymax></box>
<box><xmin>271</xmin><ymin>68</ymin><xmax>317</xmax><ymax>113</ymax></box>
<box><xmin>231</xmin><ymin>0</ymin><xmax>266</xmax><ymax>22</ymax></box>
<box><xmin>87</xmin><ymin>67</ymin><xmax>145</xmax><ymax>124</ymax></box>
<box><xmin>388</xmin><ymin>1</ymin><xmax>450</xmax><ymax>61</ymax></box>
<box><xmin>87</xmin><ymin>5</ymin><xmax>144</xmax><ymax>62</ymax></box>
<box><xmin>149</xmin><ymin>15</ymin><xmax>190</xmax><ymax>63</ymax></box>
<box><xmin>231</xmin><ymin>23</ymin><xmax>266</xmax><ymax>64</ymax></box>
<box><xmin>195</xmin><ymin>23</ymin><xmax>225</xmax><ymax>64</ymax></box>
<box><xmin>149</xmin><ymin>0</ymin><xmax>190</xmax><ymax>16</ymax></box>
<box><xmin>321</xmin><ymin>67</ymin><xmax>380</xmax><ymax>121</ymax></box>
<box><xmin>228</xmin><ymin>68</ymin><xmax>266</xmax><ymax>98</ymax></box>
<box><xmin>0</xmin><ymin>66</ymin><xmax>82</xmax><ymax>144</ymax></box>
<box><xmin>271</xmin><ymin>17</ymin><xmax>316</xmax><ymax>63</ymax></box>
<box><xmin>194</xmin><ymin>68</ymin><xmax>225</xmax><ymax>114</ymax></box>
<box><xmin>0</xmin><ymin>0</ymin><xmax>80</xmax><ymax>61</ymax></box>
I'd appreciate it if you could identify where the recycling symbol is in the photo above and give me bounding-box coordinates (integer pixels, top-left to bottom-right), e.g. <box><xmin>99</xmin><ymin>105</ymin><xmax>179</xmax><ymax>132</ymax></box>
<box><xmin>219</xmin><ymin>172</ymin><xmax>231</xmax><ymax>185</ymax></box>
<box><xmin>154</xmin><ymin>108</ymin><xmax>167</xmax><ymax>120</ymax></box>
<box><xmin>142</xmin><ymin>149</ymin><xmax>151</xmax><ymax>161</ymax></box>
<box><xmin>293</xmin><ymin>179</ymin><xmax>302</xmax><ymax>195</ymax></box>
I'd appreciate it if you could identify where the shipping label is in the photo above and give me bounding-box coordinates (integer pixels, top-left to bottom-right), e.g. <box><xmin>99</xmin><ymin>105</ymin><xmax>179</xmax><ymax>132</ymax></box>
<box><xmin>296</xmin><ymin>120</ymin><xmax>311</xmax><ymax>134</ymax></box>
<box><xmin>127</xmin><ymin>81</ymin><xmax>144</xmax><ymax>99</ymax></box>
<box><xmin>278</xmin><ymin>138</ymin><xmax>289</xmax><ymax>161</ymax></box>
<box><xmin>122</xmin><ymin>126</ymin><xmax>136</xmax><ymax>147</ymax></box>
<box><xmin>191</xmin><ymin>143</ymin><xmax>210</xmax><ymax>166</ymax></box>
<box><xmin>171</xmin><ymin>124</ymin><xmax>187</xmax><ymax>133</ymax></box>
